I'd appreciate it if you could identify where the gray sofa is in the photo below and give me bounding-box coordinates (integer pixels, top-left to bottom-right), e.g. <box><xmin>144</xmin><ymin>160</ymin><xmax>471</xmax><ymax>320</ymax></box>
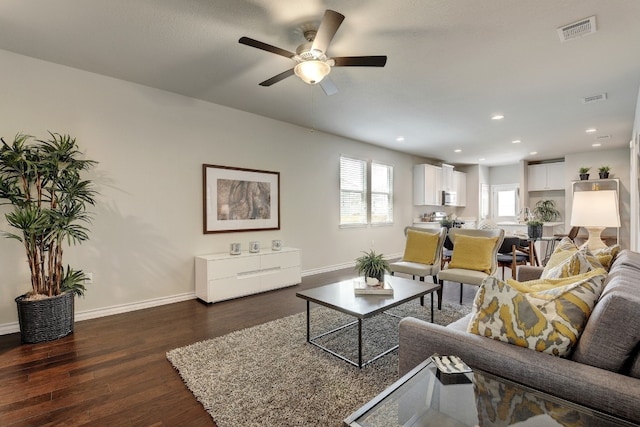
<box><xmin>398</xmin><ymin>249</ymin><xmax>640</xmax><ymax>423</ymax></box>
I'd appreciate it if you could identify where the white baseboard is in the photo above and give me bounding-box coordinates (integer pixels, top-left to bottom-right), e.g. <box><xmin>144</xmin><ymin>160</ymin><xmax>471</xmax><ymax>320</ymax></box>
<box><xmin>302</xmin><ymin>262</ymin><xmax>354</xmax><ymax>276</ymax></box>
<box><xmin>300</xmin><ymin>252</ymin><xmax>402</xmax><ymax>277</ymax></box>
<box><xmin>0</xmin><ymin>292</ymin><xmax>196</xmax><ymax>336</ymax></box>
<box><xmin>1</xmin><ymin>255</ymin><xmax>404</xmax><ymax>336</ymax></box>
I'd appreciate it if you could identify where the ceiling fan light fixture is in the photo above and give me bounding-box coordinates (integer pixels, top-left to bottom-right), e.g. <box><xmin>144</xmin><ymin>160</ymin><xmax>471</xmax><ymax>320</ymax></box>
<box><xmin>294</xmin><ymin>60</ymin><xmax>330</xmax><ymax>84</ymax></box>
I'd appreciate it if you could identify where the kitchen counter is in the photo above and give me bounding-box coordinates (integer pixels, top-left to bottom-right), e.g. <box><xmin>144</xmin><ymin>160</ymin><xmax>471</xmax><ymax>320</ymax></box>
<box><xmin>496</xmin><ymin>222</ymin><xmax>564</xmax><ymax>228</ymax></box>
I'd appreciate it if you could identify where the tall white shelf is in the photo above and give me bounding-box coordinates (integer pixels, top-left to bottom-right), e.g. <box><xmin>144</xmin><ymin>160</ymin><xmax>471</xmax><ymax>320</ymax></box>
<box><xmin>571</xmin><ymin>178</ymin><xmax>620</xmax><ymax>244</ymax></box>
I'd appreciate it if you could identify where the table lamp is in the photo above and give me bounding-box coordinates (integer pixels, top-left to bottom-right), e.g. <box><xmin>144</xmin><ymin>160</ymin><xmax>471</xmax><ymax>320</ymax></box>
<box><xmin>570</xmin><ymin>190</ymin><xmax>620</xmax><ymax>251</ymax></box>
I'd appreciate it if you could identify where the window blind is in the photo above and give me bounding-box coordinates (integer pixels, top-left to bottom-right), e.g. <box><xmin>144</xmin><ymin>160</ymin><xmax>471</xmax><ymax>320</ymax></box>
<box><xmin>340</xmin><ymin>157</ymin><xmax>367</xmax><ymax>225</ymax></box>
<box><xmin>371</xmin><ymin>162</ymin><xmax>393</xmax><ymax>224</ymax></box>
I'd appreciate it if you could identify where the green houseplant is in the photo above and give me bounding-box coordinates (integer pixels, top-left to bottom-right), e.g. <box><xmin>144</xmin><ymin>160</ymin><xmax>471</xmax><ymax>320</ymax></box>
<box><xmin>598</xmin><ymin>165</ymin><xmax>610</xmax><ymax>179</ymax></box>
<box><xmin>533</xmin><ymin>199</ymin><xmax>560</xmax><ymax>222</ymax></box>
<box><xmin>578</xmin><ymin>167</ymin><xmax>590</xmax><ymax>180</ymax></box>
<box><xmin>355</xmin><ymin>250</ymin><xmax>390</xmax><ymax>284</ymax></box>
<box><xmin>0</xmin><ymin>132</ymin><xmax>97</xmax><ymax>343</ymax></box>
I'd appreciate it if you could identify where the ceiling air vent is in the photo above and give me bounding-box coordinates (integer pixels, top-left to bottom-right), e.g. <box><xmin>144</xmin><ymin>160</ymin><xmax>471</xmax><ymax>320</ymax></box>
<box><xmin>582</xmin><ymin>93</ymin><xmax>607</xmax><ymax>104</ymax></box>
<box><xmin>557</xmin><ymin>16</ymin><xmax>597</xmax><ymax>42</ymax></box>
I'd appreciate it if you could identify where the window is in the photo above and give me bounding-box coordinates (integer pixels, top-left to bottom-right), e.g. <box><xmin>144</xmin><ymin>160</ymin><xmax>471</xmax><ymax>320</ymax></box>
<box><xmin>371</xmin><ymin>162</ymin><xmax>393</xmax><ymax>224</ymax></box>
<box><xmin>340</xmin><ymin>156</ymin><xmax>393</xmax><ymax>226</ymax></box>
<box><xmin>491</xmin><ymin>184</ymin><xmax>519</xmax><ymax>223</ymax></box>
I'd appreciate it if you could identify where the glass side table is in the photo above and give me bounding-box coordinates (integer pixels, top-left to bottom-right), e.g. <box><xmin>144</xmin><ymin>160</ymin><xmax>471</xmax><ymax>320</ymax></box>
<box><xmin>344</xmin><ymin>357</ymin><xmax>636</xmax><ymax>427</ymax></box>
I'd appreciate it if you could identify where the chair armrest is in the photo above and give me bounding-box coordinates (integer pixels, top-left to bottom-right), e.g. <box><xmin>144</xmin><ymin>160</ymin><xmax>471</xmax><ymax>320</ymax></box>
<box><xmin>398</xmin><ymin>317</ymin><xmax>640</xmax><ymax>422</ymax></box>
<box><xmin>517</xmin><ymin>265</ymin><xmax>544</xmax><ymax>281</ymax></box>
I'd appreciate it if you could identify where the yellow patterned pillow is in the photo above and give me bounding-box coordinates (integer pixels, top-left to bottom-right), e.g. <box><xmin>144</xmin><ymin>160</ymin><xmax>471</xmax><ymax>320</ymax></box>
<box><xmin>403</xmin><ymin>229</ymin><xmax>439</xmax><ymax>265</ymax></box>
<box><xmin>541</xmin><ymin>237</ymin><xmax>577</xmax><ymax>271</ymax></box>
<box><xmin>541</xmin><ymin>238</ymin><xmax>602</xmax><ymax>279</ymax></box>
<box><xmin>591</xmin><ymin>244</ymin><xmax>621</xmax><ymax>271</ymax></box>
<box><xmin>448</xmin><ymin>235</ymin><xmax>499</xmax><ymax>274</ymax></box>
<box><xmin>467</xmin><ymin>269</ymin><xmax>607</xmax><ymax>356</ymax></box>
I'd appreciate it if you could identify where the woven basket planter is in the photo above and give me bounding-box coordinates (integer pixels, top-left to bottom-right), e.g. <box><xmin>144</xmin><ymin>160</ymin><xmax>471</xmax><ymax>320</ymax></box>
<box><xmin>15</xmin><ymin>291</ymin><xmax>75</xmax><ymax>344</ymax></box>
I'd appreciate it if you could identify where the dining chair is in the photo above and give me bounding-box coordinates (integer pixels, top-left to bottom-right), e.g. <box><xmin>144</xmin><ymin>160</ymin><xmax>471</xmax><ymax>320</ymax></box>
<box><xmin>390</xmin><ymin>226</ymin><xmax>447</xmax><ymax>284</ymax></box>
<box><xmin>496</xmin><ymin>236</ymin><xmax>530</xmax><ymax>279</ymax></box>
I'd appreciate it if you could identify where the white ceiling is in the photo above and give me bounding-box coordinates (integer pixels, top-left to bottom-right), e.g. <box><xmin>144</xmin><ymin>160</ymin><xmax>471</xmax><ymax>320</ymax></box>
<box><xmin>1</xmin><ymin>0</ymin><xmax>639</xmax><ymax>166</ymax></box>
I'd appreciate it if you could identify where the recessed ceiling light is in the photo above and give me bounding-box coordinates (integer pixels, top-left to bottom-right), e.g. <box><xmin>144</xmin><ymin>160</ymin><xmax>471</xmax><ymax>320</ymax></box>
<box><xmin>478</xmin><ymin>158</ymin><xmax>486</xmax><ymax>161</ymax></box>
<box><xmin>512</xmin><ymin>140</ymin><xmax>521</xmax><ymax>144</ymax></box>
<box><xmin>454</xmin><ymin>149</ymin><xmax>462</xmax><ymax>153</ymax></box>
<box><xmin>585</xmin><ymin>128</ymin><xmax>597</xmax><ymax>133</ymax></box>
<box><xmin>529</xmin><ymin>151</ymin><xmax>538</xmax><ymax>155</ymax></box>
<box><xmin>592</xmin><ymin>143</ymin><xmax>601</xmax><ymax>147</ymax></box>
<box><xmin>395</xmin><ymin>136</ymin><xmax>405</xmax><ymax>142</ymax></box>
<box><xmin>491</xmin><ymin>114</ymin><xmax>504</xmax><ymax>120</ymax></box>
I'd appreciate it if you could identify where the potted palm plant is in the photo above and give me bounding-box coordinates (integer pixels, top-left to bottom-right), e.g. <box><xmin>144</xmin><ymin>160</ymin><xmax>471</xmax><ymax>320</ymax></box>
<box><xmin>533</xmin><ymin>199</ymin><xmax>560</xmax><ymax>222</ymax></box>
<box><xmin>0</xmin><ymin>132</ymin><xmax>97</xmax><ymax>344</ymax></box>
<box><xmin>355</xmin><ymin>250</ymin><xmax>390</xmax><ymax>284</ymax></box>
<box><xmin>598</xmin><ymin>165</ymin><xmax>610</xmax><ymax>179</ymax></box>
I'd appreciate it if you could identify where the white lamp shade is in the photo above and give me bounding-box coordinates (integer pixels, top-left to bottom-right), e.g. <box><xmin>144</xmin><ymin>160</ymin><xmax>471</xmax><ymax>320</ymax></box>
<box><xmin>570</xmin><ymin>190</ymin><xmax>620</xmax><ymax>228</ymax></box>
<box><xmin>294</xmin><ymin>60</ymin><xmax>330</xmax><ymax>84</ymax></box>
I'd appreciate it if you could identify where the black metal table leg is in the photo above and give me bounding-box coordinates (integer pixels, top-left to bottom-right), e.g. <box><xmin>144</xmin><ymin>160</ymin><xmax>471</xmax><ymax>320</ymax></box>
<box><xmin>306</xmin><ymin>300</ymin><xmax>310</xmax><ymax>342</ymax></box>
<box><xmin>430</xmin><ymin>292</ymin><xmax>434</xmax><ymax>323</ymax></box>
<box><xmin>358</xmin><ymin>318</ymin><xmax>363</xmax><ymax>368</ymax></box>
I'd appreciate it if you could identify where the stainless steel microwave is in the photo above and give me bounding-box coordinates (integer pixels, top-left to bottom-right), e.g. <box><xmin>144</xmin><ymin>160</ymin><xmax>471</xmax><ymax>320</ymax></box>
<box><xmin>442</xmin><ymin>191</ymin><xmax>457</xmax><ymax>206</ymax></box>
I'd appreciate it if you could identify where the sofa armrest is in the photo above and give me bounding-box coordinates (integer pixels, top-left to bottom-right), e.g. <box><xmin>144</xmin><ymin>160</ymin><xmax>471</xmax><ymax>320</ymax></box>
<box><xmin>399</xmin><ymin>317</ymin><xmax>640</xmax><ymax>422</ymax></box>
<box><xmin>517</xmin><ymin>265</ymin><xmax>544</xmax><ymax>281</ymax></box>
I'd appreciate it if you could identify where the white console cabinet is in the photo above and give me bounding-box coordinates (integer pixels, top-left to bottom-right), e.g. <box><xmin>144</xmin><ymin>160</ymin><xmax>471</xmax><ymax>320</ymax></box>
<box><xmin>195</xmin><ymin>247</ymin><xmax>301</xmax><ymax>303</ymax></box>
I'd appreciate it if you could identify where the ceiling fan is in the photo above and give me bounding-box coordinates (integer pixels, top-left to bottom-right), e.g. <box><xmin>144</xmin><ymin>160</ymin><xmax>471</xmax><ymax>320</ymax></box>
<box><xmin>239</xmin><ymin>9</ymin><xmax>387</xmax><ymax>95</ymax></box>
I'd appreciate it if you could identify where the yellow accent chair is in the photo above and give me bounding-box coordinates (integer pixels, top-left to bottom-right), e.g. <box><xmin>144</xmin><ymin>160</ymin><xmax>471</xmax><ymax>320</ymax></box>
<box><xmin>389</xmin><ymin>226</ymin><xmax>447</xmax><ymax>285</ymax></box>
<box><xmin>437</xmin><ymin>228</ymin><xmax>504</xmax><ymax>307</ymax></box>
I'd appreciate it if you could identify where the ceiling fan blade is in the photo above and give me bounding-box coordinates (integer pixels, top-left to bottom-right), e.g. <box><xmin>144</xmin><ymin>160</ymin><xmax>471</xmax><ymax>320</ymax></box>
<box><xmin>311</xmin><ymin>10</ymin><xmax>345</xmax><ymax>53</ymax></box>
<box><xmin>259</xmin><ymin>68</ymin><xmax>295</xmax><ymax>86</ymax></box>
<box><xmin>333</xmin><ymin>56</ymin><xmax>388</xmax><ymax>67</ymax></box>
<box><xmin>319</xmin><ymin>77</ymin><xmax>338</xmax><ymax>96</ymax></box>
<box><xmin>239</xmin><ymin>36</ymin><xmax>295</xmax><ymax>59</ymax></box>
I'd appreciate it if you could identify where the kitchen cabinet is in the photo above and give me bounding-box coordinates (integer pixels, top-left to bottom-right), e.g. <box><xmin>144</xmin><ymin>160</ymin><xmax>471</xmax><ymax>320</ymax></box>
<box><xmin>453</xmin><ymin>171</ymin><xmax>466</xmax><ymax>206</ymax></box>
<box><xmin>413</xmin><ymin>164</ymin><xmax>442</xmax><ymax>206</ymax></box>
<box><xmin>528</xmin><ymin>162</ymin><xmax>565</xmax><ymax>191</ymax></box>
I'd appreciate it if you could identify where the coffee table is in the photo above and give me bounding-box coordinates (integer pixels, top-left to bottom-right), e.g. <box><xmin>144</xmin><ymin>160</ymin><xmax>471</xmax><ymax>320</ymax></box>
<box><xmin>344</xmin><ymin>357</ymin><xmax>636</xmax><ymax>426</ymax></box>
<box><xmin>296</xmin><ymin>275</ymin><xmax>440</xmax><ymax>368</ymax></box>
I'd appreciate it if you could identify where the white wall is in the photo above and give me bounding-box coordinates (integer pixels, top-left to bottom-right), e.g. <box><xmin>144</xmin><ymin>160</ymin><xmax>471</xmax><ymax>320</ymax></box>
<box><xmin>630</xmin><ymin>86</ymin><xmax>640</xmax><ymax>250</ymax></box>
<box><xmin>0</xmin><ymin>50</ymin><xmax>424</xmax><ymax>329</ymax></box>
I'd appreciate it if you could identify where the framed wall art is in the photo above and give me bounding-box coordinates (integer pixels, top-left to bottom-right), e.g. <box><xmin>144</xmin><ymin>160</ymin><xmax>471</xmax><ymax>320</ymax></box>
<box><xmin>203</xmin><ymin>164</ymin><xmax>280</xmax><ymax>233</ymax></box>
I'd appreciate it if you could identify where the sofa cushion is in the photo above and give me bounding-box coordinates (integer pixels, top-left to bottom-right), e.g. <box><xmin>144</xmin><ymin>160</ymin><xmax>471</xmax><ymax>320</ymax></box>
<box><xmin>448</xmin><ymin>235</ymin><xmax>499</xmax><ymax>274</ymax></box>
<box><xmin>541</xmin><ymin>238</ymin><xmax>602</xmax><ymax>279</ymax></box>
<box><xmin>403</xmin><ymin>229</ymin><xmax>439</xmax><ymax>265</ymax></box>
<box><xmin>467</xmin><ymin>269</ymin><xmax>607</xmax><ymax>357</ymax></box>
<box><xmin>628</xmin><ymin>349</ymin><xmax>640</xmax><ymax>379</ymax></box>
<box><xmin>571</xmin><ymin>286</ymin><xmax>640</xmax><ymax>373</ymax></box>
<box><xmin>612</xmin><ymin>249</ymin><xmax>640</xmax><ymax>271</ymax></box>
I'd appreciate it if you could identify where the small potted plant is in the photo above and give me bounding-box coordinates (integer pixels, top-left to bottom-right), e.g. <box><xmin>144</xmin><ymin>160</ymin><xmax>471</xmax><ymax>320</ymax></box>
<box><xmin>527</xmin><ymin>219</ymin><xmax>544</xmax><ymax>239</ymax></box>
<box><xmin>439</xmin><ymin>218</ymin><xmax>453</xmax><ymax>229</ymax></box>
<box><xmin>579</xmin><ymin>167</ymin><xmax>590</xmax><ymax>180</ymax></box>
<box><xmin>355</xmin><ymin>250</ymin><xmax>390</xmax><ymax>284</ymax></box>
<box><xmin>533</xmin><ymin>199</ymin><xmax>560</xmax><ymax>222</ymax></box>
<box><xmin>598</xmin><ymin>165</ymin><xmax>610</xmax><ymax>179</ymax></box>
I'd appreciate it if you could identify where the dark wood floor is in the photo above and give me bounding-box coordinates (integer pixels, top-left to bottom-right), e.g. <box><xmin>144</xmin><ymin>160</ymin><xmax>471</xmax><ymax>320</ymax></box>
<box><xmin>0</xmin><ymin>268</ymin><xmax>476</xmax><ymax>426</ymax></box>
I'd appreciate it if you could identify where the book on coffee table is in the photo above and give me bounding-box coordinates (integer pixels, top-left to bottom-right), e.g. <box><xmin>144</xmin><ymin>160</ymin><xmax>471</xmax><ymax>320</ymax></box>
<box><xmin>353</xmin><ymin>278</ymin><xmax>394</xmax><ymax>295</ymax></box>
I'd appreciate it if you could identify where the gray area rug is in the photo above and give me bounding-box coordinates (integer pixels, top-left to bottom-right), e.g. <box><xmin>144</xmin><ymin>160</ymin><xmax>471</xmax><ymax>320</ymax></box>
<box><xmin>167</xmin><ymin>299</ymin><xmax>471</xmax><ymax>427</ymax></box>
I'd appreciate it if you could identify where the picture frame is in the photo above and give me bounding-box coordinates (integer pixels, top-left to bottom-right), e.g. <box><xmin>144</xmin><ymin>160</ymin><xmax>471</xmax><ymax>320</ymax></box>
<box><xmin>203</xmin><ymin>164</ymin><xmax>280</xmax><ymax>234</ymax></box>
